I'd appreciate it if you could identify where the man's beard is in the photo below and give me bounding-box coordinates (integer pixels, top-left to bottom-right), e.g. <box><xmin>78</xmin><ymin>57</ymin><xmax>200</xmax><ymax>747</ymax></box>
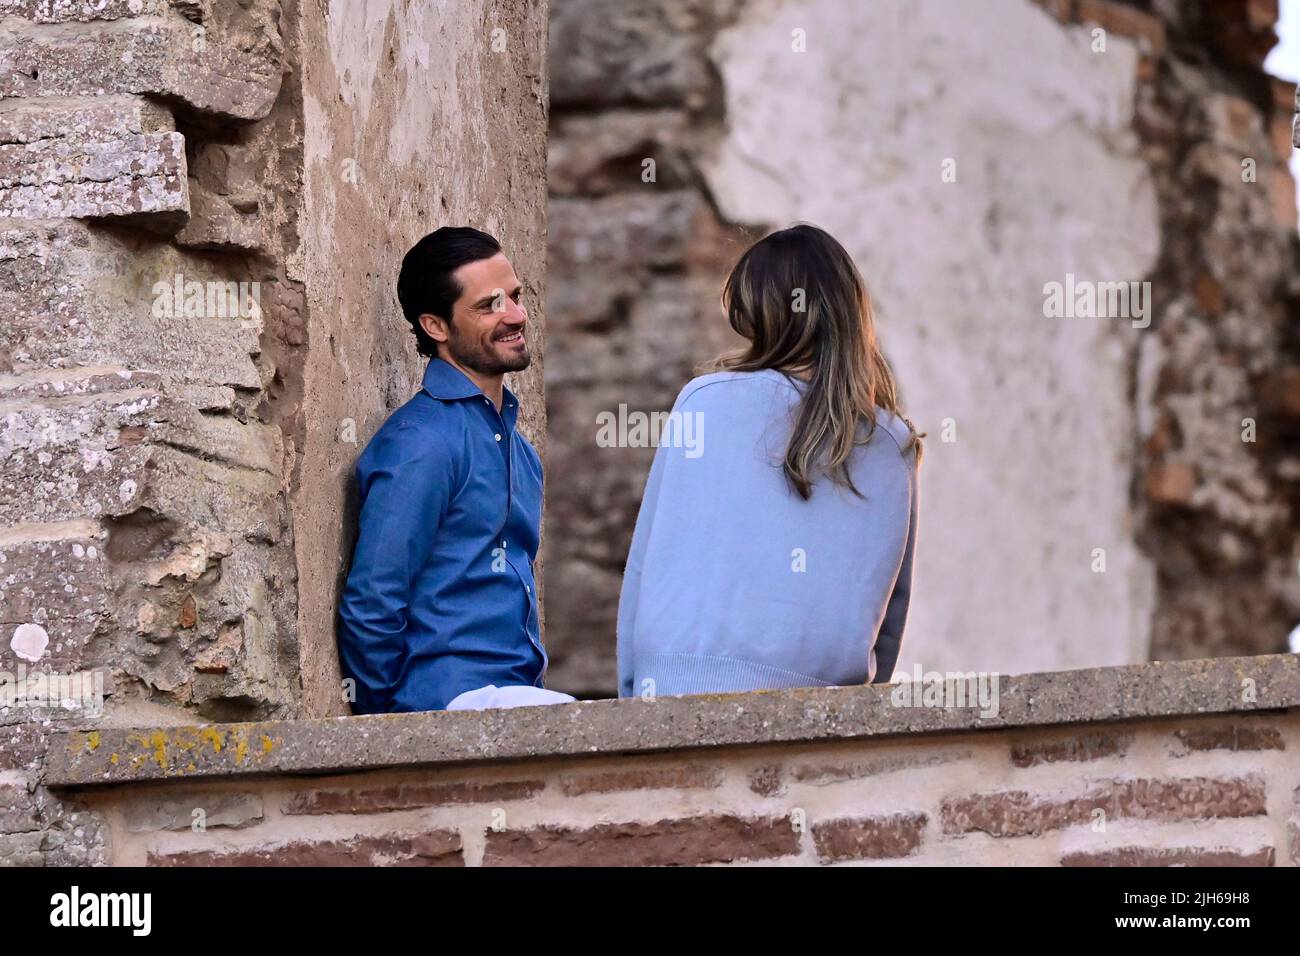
<box><xmin>444</xmin><ymin>324</ymin><xmax>530</xmax><ymax>376</ymax></box>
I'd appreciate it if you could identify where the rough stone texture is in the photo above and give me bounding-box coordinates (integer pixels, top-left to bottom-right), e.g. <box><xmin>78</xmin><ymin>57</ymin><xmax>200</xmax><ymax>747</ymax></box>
<box><xmin>0</xmin><ymin>0</ymin><xmax>550</xmax><ymax>865</ymax></box>
<box><xmin>0</xmin><ymin>14</ymin><xmax>282</xmax><ymax>120</ymax></box>
<box><xmin>543</xmin><ymin>0</ymin><xmax>1300</xmax><ymax>695</ymax></box>
<box><xmin>44</xmin><ymin>653</ymin><xmax>1300</xmax><ymax>785</ymax></box>
<box><xmin>0</xmin><ymin>129</ymin><xmax>188</xmax><ymax>223</ymax></box>
<box><xmin>292</xmin><ymin>0</ymin><xmax>550</xmax><ymax>718</ymax></box>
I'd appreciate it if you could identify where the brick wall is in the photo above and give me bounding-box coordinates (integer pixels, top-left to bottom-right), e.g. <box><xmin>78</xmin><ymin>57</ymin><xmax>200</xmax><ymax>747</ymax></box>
<box><xmin>41</xmin><ymin>655</ymin><xmax>1300</xmax><ymax>866</ymax></box>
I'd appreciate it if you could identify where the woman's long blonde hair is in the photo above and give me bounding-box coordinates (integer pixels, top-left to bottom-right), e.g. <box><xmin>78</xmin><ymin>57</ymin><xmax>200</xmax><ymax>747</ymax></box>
<box><xmin>702</xmin><ymin>223</ymin><xmax>922</xmax><ymax>500</ymax></box>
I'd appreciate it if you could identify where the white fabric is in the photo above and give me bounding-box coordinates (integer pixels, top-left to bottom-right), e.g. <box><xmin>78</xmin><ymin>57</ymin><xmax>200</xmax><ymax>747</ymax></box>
<box><xmin>445</xmin><ymin>684</ymin><xmax>576</xmax><ymax>711</ymax></box>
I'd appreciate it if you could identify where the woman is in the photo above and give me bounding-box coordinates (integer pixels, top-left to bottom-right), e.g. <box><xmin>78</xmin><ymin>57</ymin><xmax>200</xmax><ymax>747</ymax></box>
<box><xmin>616</xmin><ymin>224</ymin><xmax>921</xmax><ymax>698</ymax></box>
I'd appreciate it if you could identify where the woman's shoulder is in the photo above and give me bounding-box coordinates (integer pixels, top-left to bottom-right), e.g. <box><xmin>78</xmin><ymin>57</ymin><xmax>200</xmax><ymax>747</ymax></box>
<box><xmin>867</xmin><ymin>407</ymin><xmax>919</xmax><ymax>460</ymax></box>
<box><xmin>674</xmin><ymin>368</ymin><xmax>794</xmax><ymax>408</ymax></box>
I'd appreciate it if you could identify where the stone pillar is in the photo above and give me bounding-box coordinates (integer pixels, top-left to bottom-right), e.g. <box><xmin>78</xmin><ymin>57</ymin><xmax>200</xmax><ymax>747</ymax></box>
<box><xmin>0</xmin><ymin>0</ymin><xmax>548</xmax><ymax>863</ymax></box>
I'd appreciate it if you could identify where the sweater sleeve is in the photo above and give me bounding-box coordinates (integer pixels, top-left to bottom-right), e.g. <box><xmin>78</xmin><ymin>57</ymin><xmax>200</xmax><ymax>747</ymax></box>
<box><xmin>871</xmin><ymin>457</ymin><xmax>918</xmax><ymax>684</ymax></box>
<box><xmin>616</xmin><ymin>422</ymin><xmax>674</xmax><ymax>699</ymax></box>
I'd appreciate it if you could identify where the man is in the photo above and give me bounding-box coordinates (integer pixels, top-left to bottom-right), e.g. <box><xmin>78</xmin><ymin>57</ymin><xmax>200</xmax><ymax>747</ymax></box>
<box><xmin>337</xmin><ymin>227</ymin><xmax>573</xmax><ymax>713</ymax></box>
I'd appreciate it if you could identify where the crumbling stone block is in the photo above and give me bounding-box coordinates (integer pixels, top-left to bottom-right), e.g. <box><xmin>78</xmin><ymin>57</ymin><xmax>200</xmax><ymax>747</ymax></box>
<box><xmin>0</xmin><ymin>16</ymin><xmax>281</xmax><ymax>120</ymax></box>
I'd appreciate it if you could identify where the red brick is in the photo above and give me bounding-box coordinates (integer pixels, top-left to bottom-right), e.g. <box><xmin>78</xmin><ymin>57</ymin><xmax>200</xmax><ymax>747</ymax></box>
<box><xmin>747</xmin><ymin>765</ymin><xmax>785</xmax><ymax>797</ymax></box>
<box><xmin>791</xmin><ymin>749</ymin><xmax>971</xmax><ymax>784</ymax></box>
<box><xmin>1011</xmin><ymin>730</ymin><xmax>1133</xmax><ymax>768</ymax></box>
<box><xmin>282</xmin><ymin>780</ymin><xmax>545</xmax><ymax>815</ymax></box>
<box><xmin>148</xmin><ymin>830</ymin><xmax>463</xmax><ymax>866</ymax></box>
<box><xmin>482</xmin><ymin>815</ymin><xmax>800</xmax><ymax>866</ymax></box>
<box><xmin>813</xmin><ymin>813</ymin><xmax>928</xmax><ymax>862</ymax></box>
<box><xmin>1173</xmin><ymin>724</ymin><xmax>1285</xmax><ymax>754</ymax></box>
<box><xmin>559</xmin><ymin>765</ymin><xmax>722</xmax><ymax>796</ymax></box>
<box><xmin>1062</xmin><ymin>845</ymin><xmax>1275</xmax><ymax>866</ymax></box>
<box><xmin>942</xmin><ymin>776</ymin><xmax>1267</xmax><ymax>838</ymax></box>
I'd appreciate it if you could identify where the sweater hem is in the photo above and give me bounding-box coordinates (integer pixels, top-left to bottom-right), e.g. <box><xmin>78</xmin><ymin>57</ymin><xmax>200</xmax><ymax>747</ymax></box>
<box><xmin>633</xmin><ymin>653</ymin><xmax>835</xmax><ymax>697</ymax></box>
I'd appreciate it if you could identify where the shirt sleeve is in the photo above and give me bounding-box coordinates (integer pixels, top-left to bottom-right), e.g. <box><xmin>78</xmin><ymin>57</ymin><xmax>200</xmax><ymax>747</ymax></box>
<box><xmin>616</xmin><ymin>433</ymin><xmax>673</xmax><ymax>699</ymax></box>
<box><xmin>871</xmin><ymin>457</ymin><xmax>918</xmax><ymax>684</ymax></box>
<box><xmin>337</xmin><ymin>421</ymin><xmax>455</xmax><ymax>713</ymax></box>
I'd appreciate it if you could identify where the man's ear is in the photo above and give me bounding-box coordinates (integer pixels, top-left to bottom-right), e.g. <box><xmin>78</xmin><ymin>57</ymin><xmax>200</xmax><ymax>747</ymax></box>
<box><xmin>418</xmin><ymin>312</ymin><xmax>450</xmax><ymax>346</ymax></box>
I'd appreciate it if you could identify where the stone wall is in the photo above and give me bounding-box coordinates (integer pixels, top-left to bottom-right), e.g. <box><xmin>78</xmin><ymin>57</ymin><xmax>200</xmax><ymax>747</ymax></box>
<box><xmin>543</xmin><ymin>0</ymin><xmax>1300</xmax><ymax>695</ymax></box>
<box><xmin>40</xmin><ymin>655</ymin><xmax>1300</xmax><ymax>866</ymax></box>
<box><xmin>0</xmin><ymin>0</ymin><xmax>549</xmax><ymax>864</ymax></box>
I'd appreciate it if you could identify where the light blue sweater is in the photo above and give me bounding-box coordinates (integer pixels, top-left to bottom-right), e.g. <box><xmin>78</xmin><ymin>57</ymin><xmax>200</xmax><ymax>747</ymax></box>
<box><xmin>616</xmin><ymin>368</ymin><xmax>919</xmax><ymax>698</ymax></box>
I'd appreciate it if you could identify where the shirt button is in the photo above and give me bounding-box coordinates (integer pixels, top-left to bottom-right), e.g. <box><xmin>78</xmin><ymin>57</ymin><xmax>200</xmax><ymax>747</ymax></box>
<box><xmin>501</xmin><ymin>540</ymin><xmax>507</xmax><ymax>548</ymax></box>
<box><xmin>494</xmin><ymin>433</ymin><xmax>502</xmax><ymax>442</ymax></box>
<box><xmin>525</xmin><ymin>584</ymin><xmax>531</xmax><ymax>593</ymax></box>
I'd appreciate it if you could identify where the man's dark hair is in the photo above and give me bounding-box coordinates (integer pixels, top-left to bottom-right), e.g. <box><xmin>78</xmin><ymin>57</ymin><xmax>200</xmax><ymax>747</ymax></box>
<box><xmin>397</xmin><ymin>227</ymin><xmax>502</xmax><ymax>357</ymax></box>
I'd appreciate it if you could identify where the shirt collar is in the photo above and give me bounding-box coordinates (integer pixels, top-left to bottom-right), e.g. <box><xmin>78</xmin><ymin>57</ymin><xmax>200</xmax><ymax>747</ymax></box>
<box><xmin>421</xmin><ymin>358</ymin><xmax>522</xmax><ymax>423</ymax></box>
<box><xmin>421</xmin><ymin>358</ymin><xmax>482</xmax><ymax>400</ymax></box>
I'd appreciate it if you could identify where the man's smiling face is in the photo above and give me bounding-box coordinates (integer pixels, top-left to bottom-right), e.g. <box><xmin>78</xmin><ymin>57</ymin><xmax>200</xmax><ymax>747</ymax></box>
<box><xmin>424</xmin><ymin>252</ymin><xmax>530</xmax><ymax>376</ymax></box>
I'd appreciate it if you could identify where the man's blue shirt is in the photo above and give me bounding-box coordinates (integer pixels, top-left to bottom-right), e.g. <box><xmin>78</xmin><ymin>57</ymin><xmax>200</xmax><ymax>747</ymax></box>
<box><xmin>337</xmin><ymin>358</ymin><xmax>545</xmax><ymax>713</ymax></box>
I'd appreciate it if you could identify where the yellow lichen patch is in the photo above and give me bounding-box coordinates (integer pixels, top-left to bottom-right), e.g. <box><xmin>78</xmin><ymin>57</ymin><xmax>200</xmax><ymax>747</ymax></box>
<box><xmin>200</xmin><ymin>727</ymin><xmax>225</xmax><ymax>754</ymax></box>
<box><xmin>233</xmin><ymin>729</ymin><xmax>249</xmax><ymax>765</ymax></box>
<box><xmin>86</xmin><ymin>731</ymin><xmax>100</xmax><ymax>751</ymax></box>
<box><xmin>169</xmin><ymin>728</ymin><xmax>200</xmax><ymax>753</ymax></box>
<box><xmin>148</xmin><ymin>731</ymin><xmax>169</xmax><ymax>769</ymax></box>
<box><xmin>110</xmin><ymin>753</ymin><xmax>119</xmax><ymax>765</ymax></box>
<box><xmin>261</xmin><ymin>735</ymin><xmax>274</xmax><ymax>755</ymax></box>
<box><xmin>186</xmin><ymin>762</ymin><xmax>196</xmax><ymax>772</ymax></box>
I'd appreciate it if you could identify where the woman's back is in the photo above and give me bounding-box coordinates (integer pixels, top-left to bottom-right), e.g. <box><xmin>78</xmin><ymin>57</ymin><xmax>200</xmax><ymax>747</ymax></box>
<box><xmin>616</xmin><ymin>367</ymin><xmax>918</xmax><ymax>698</ymax></box>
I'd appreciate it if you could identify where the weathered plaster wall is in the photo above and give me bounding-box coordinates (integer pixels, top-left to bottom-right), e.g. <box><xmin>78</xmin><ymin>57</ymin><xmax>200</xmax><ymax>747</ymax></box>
<box><xmin>705</xmin><ymin>0</ymin><xmax>1160</xmax><ymax>676</ymax></box>
<box><xmin>292</xmin><ymin>0</ymin><xmax>549</xmax><ymax>717</ymax></box>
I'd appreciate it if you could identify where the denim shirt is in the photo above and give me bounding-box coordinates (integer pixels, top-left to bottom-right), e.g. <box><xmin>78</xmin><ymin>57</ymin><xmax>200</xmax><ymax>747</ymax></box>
<box><xmin>337</xmin><ymin>358</ymin><xmax>545</xmax><ymax>713</ymax></box>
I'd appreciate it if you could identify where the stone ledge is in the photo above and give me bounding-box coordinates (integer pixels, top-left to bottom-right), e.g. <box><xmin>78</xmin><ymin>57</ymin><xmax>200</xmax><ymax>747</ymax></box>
<box><xmin>43</xmin><ymin>653</ymin><xmax>1300</xmax><ymax>788</ymax></box>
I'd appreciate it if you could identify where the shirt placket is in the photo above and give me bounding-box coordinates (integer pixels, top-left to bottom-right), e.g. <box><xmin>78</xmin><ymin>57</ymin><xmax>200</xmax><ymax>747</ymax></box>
<box><xmin>483</xmin><ymin>395</ymin><xmax>546</xmax><ymax>683</ymax></box>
